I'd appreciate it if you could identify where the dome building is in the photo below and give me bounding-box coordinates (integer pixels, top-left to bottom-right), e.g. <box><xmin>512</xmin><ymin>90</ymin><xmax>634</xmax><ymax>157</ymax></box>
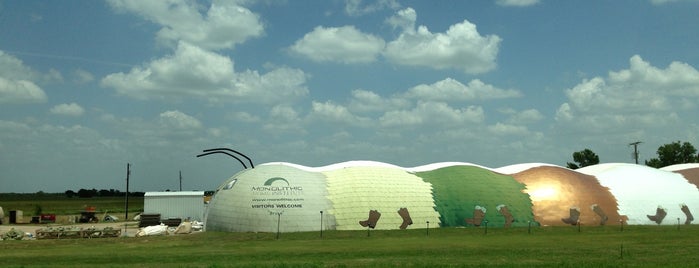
<box><xmin>203</xmin><ymin>161</ymin><xmax>699</xmax><ymax>232</ymax></box>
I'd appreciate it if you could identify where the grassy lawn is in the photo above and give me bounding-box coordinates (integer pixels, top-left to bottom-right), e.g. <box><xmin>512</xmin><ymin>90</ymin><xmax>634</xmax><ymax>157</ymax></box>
<box><xmin>2</xmin><ymin>225</ymin><xmax>698</xmax><ymax>267</ymax></box>
<box><xmin>0</xmin><ymin>194</ymin><xmax>144</xmax><ymax>222</ymax></box>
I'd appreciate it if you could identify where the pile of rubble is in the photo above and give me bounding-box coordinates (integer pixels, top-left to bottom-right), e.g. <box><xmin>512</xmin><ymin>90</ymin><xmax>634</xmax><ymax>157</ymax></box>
<box><xmin>2</xmin><ymin>228</ymin><xmax>29</xmax><ymax>240</ymax></box>
<box><xmin>135</xmin><ymin>221</ymin><xmax>203</xmax><ymax>237</ymax></box>
<box><xmin>34</xmin><ymin>226</ymin><xmax>122</xmax><ymax>239</ymax></box>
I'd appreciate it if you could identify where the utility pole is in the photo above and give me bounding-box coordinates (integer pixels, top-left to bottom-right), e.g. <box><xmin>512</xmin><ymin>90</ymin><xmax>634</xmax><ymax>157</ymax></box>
<box><xmin>629</xmin><ymin>141</ymin><xmax>642</xmax><ymax>164</ymax></box>
<box><xmin>125</xmin><ymin>163</ymin><xmax>131</xmax><ymax>221</ymax></box>
<box><xmin>179</xmin><ymin>170</ymin><xmax>182</xmax><ymax>191</ymax></box>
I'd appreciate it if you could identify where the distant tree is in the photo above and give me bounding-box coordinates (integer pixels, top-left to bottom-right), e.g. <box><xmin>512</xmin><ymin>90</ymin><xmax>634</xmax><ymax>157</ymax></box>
<box><xmin>566</xmin><ymin>149</ymin><xmax>600</xmax><ymax>169</ymax></box>
<box><xmin>98</xmin><ymin>189</ymin><xmax>111</xmax><ymax>197</ymax></box>
<box><xmin>645</xmin><ymin>141</ymin><xmax>699</xmax><ymax>168</ymax></box>
<box><xmin>65</xmin><ymin>190</ymin><xmax>76</xmax><ymax>198</ymax></box>
<box><xmin>77</xmin><ymin>188</ymin><xmax>93</xmax><ymax>198</ymax></box>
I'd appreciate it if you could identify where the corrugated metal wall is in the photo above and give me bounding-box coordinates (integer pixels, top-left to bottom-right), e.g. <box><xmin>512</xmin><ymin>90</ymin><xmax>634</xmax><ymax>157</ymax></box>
<box><xmin>144</xmin><ymin>192</ymin><xmax>205</xmax><ymax>221</ymax></box>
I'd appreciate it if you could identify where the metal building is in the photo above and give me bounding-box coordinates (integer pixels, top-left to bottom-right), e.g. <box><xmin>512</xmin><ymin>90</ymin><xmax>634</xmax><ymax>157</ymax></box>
<box><xmin>144</xmin><ymin>191</ymin><xmax>205</xmax><ymax>221</ymax></box>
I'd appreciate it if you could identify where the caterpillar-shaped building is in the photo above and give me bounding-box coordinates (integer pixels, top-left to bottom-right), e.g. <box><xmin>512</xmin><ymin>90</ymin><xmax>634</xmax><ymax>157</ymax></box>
<box><xmin>204</xmin><ymin>161</ymin><xmax>699</xmax><ymax>232</ymax></box>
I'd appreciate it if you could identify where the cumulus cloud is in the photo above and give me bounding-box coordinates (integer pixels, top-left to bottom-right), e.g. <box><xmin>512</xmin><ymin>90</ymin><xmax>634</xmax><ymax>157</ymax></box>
<box><xmin>345</xmin><ymin>0</ymin><xmax>400</xmax><ymax>16</ymax></box>
<box><xmin>650</xmin><ymin>0</ymin><xmax>699</xmax><ymax>5</ymax></box>
<box><xmin>263</xmin><ymin>105</ymin><xmax>306</xmax><ymax>134</ymax></box>
<box><xmin>227</xmin><ymin>111</ymin><xmax>260</xmax><ymax>123</ymax></box>
<box><xmin>385</xmin><ymin>6</ymin><xmax>416</xmax><ymax>31</ymax></box>
<box><xmin>496</xmin><ymin>0</ymin><xmax>541</xmax><ymax>7</ymax></box>
<box><xmin>0</xmin><ymin>77</ymin><xmax>47</xmax><ymax>104</ymax></box>
<box><xmin>50</xmin><ymin>103</ymin><xmax>85</xmax><ymax>116</ymax></box>
<box><xmin>487</xmin><ymin>122</ymin><xmax>530</xmax><ymax>136</ymax></box>
<box><xmin>556</xmin><ymin>55</ymin><xmax>699</xmax><ymax>130</ymax></box>
<box><xmin>383</xmin><ymin>8</ymin><xmax>501</xmax><ymax>74</ymax></box>
<box><xmin>309</xmin><ymin>101</ymin><xmax>372</xmax><ymax>126</ymax></box>
<box><xmin>73</xmin><ymin>69</ymin><xmax>95</xmax><ymax>84</ymax></box>
<box><xmin>347</xmin><ymin>89</ymin><xmax>411</xmax><ymax>113</ymax></box>
<box><xmin>101</xmin><ymin>41</ymin><xmax>308</xmax><ymax>103</ymax></box>
<box><xmin>380</xmin><ymin>101</ymin><xmax>484</xmax><ymax>127</ymax></box>
<box><xmin>159</xmin><ymin>110</ymin><xmax>202</xmax><ymax>129</ymax></box>
<box><xmin>290</xmin><ymin>26</ymin><xmax>385</xmax><ymax>64</ymax></box>
<box><xmin>107</xmin><ymin>0</ymin><xmax>263</xmax><ymax>50</ymax></box>
<box><xmin>0</xmin><ymin>52</ymin><xmax>47</xmax><ymax>104</ymax></box>
<box><xmin>405</xmin><ymin>78</ymin><xmax>522</xmax><ymax>101</ymax></box>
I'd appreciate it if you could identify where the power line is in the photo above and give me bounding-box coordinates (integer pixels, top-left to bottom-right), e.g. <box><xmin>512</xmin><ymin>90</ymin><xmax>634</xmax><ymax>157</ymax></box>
<box><xmin>629</xmin><ymin>141</ymin><xmax>642</xmax><ymax>164</ymax></box>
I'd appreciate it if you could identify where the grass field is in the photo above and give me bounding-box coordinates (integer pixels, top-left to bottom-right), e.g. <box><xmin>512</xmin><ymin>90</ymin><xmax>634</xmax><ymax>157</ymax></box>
<box><xmin>0</xmin><ymin>194</ymin><xmax>144</xmax><ymax>223</ymax></box>
<box><xmin>2</xmin><ymin>224</ymin><xmax>698</xmax><ymax>267</ymax></box>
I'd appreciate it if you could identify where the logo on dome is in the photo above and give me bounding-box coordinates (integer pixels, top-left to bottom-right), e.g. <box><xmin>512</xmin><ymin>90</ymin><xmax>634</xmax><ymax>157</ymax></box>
<box><xmin>251</xmin><ymin>177</ymin><xmax>303</xmax><ymax>195</ymax></box>
<box><xmin>264</xmin><ymin>177</ymin><xmax>289</xmax><ymax>186</ymax></box>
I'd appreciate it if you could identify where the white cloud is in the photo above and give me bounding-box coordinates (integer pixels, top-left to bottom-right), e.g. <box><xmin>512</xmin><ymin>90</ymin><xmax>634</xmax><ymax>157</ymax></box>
<box><xmin>380</xmin><ymin>101</ymin><xmax>484</xmax><ymax>127</ymax></box>
<box><xmin>0</xmin><ymin>51</ymin><xmax>47</xmax><ymax>104</ymax></box>
<box><xmin>501</xmin><ymin>108</ymin><xmax>543</xmax><ymax>124</ymax></box>
<box><xmin>347</xmin><ymin>89</ymin><xmax>411</xmax><ymax>113</ymax></box>
<box><xmin>101</xmin><ymin>41</ymin><xmax>308</xmax><ymax>103</ymax></box>
<box><xmin>555</xmin><ymin>55</ymin><xmax>699</xmax><ymax>132</ymax></box>
<box><xmin>650</xmin><ymin>0</ymin><xmax>699</xmax><ymax>5</ymax></box>
<box><xmin>345</xmin><ymin>0</ymin><xmax>400</xmax><ymax>16</ymax></box>
<box><xmin>487</xmin><ymin>122</ymin><xmax>529</xmax><ymax>136</ymax></box>
<box><xmin>496</xmin><ymin>0</ymin><xmax>541</xmax><ymax>7</ymax></box>
<box><xmin>309</xmin><ymin>101</ymin><xmax>371</xmax><ymax>126</ymax></box>
<box><xmin>511</xmin><ymin>109</ymin><xmax>543</xmax><ymax>124</ymax></box>
<box><xmin>290</xmin><ymin>26</ymin><xmax>385</xmax><ymax>64</ymax></box>
<box><xmin>405</xmin><ymin>78</ymin><xmax>522</xmax><ymax>101</ymax></box>
<box><xmin>383</xmin><ymin>8</ymin><xmax>501</xmax><ymax>74</ymax></box>
<box><xmin>227</xmin><ymin>111</ymin><xmax>260</xmax><ymax>123</ymax></box>
<box><xmin>0</xmin><ymin>77</ymin><xmax>47</xmax><ymax>104</ymax></box>
<box><xmin>74</xmin><ymin>69</ymin><xmax>95</xmax><ymax>84</ymax></box>
<box><xmin>159</xmin><ymin>110</ymin><xmax>202</xmax><ymax>129</ymax></box>
<box><xmin>385</xmin><ymin>6</ymin><xmax>416</xmax><ymax>31</ymax></box>
<box><xmin>50</xmin><ymin>103</ymin><xmax>85</xmax><ymax>116</ymax></box>
<box><xmin>263</xmin><ymin>105</ymin><xmax>306</xmax><ymax>134</ymax></box>
<box><xmin>107</xmin><ymin>0</ymin><xmax>263</xmax><ymax>50</ymax></box>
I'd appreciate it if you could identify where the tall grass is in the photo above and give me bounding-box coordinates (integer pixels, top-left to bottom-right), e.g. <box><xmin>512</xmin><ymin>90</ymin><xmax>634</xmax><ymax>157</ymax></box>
<box><xmin>2</xmin><ymin>225</ymin><xmax>698</xmax><ymax>267</ymax></box>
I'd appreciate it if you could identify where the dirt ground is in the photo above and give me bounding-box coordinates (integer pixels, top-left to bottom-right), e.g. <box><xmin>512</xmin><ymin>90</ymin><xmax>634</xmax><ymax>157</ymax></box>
<box><xmin>0</xmin><ymin>221</ymin><xmax>142</xmax><ymax>238</ymax></box>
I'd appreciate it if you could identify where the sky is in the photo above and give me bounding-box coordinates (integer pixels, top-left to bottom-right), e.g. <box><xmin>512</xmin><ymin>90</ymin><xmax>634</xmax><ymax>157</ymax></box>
<box><xmin>1</xmin><ymin>0</ymin><xmax>699</xmax><ymax>193</ymax></box>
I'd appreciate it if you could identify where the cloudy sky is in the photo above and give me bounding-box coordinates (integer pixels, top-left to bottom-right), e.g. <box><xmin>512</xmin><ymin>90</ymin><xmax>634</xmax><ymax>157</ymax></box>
<box><xmin>2</xmin><ymin>0</ymin><xmax>699</xmax><ymax>193</ymax></box>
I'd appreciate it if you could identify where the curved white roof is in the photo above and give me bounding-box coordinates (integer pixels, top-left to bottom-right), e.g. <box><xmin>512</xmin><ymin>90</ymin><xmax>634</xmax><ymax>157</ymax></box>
<box><xmin>661</xmin><ymin>163</ymin><xmax>699</xmax><ymax>172</ymax></box>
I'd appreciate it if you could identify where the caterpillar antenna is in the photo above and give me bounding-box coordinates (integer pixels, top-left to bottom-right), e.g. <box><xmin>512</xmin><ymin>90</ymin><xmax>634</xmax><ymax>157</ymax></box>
<box><xmin>203</xmin><ymin>148</ymin><xmax>254</xmax><ymax>168</ymax></box>
<box><xmin>196</xmin><ymin>151</ymin><xmax>248</xmax><ymax>169</ymax></box>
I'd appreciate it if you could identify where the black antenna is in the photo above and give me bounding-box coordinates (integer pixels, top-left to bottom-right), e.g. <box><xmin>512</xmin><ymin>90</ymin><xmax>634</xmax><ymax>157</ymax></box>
<box><xmin>197</xmin><ymin>151</ymin><xmax>248</xmax><ymax>169</ymax></box>
<box><xmin>203</xmin><ymin>148</ymin><xmax>254</xmax><ymax>168</ymax></box>
<box><xmin>179</xmin><ymin>170</ymin><xmax>182</xmax><ymax>191</ymax></box>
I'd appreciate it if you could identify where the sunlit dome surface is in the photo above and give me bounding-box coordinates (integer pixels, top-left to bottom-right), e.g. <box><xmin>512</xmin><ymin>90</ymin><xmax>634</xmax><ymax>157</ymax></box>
<box><xmin>205</xmin><ymin>161</ymin><xmax>699</xmax><ymax>232</ymax></box>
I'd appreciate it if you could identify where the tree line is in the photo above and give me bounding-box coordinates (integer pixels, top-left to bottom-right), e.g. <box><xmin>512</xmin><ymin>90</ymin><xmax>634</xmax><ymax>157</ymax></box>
<box><xmin>567</xmin><ymin>140</ymin><xmax>699</xmax><ymax>169</ymax></box>
<box><xmin>65</xmin><ymin>188</ymin><xmax>145</xmax><ymax>198</ymax></box>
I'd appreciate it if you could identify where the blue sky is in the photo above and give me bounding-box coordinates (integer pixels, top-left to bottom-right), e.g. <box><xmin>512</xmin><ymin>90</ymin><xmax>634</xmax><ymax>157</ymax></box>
<box><xmin>2</xmin><ymin>0</ymin><xmax>699</xmax><ymax>193</ymax></box>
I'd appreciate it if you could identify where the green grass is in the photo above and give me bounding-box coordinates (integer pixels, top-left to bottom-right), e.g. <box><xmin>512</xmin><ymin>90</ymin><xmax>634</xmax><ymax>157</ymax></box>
<box><xmin>2</xmin><ymin>225</ymin><xmax>699</xmax><ymax>267</ymax></box>
<box><xmin>0</xmin><ymin>195</ymin><xmax>144</xmax><ymax>216</ymax></box>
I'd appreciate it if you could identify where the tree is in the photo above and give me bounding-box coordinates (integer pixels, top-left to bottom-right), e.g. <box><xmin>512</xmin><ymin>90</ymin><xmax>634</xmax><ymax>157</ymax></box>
<box><xmin>65</xmin><ymin>190</ymin><xmax>76</xmax><ymax>198</ymax></box>
<box><xmin>77</xmin><ymin>188</ymin><xmax>93</xmax><ymax>198</ymax></box>
<box><xmin>645</xmin><ymin>141</ymin><xmax>699</xmax><ymax>168</ymax></box>
<box><xmin>566</xmin><ymin>149</ymin><xmax>600</xmax><ymax>169</ymax></box>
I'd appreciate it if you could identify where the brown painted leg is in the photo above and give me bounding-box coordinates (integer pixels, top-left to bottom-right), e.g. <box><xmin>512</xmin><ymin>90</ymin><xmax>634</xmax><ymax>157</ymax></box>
<box><xmin>397</xmin><ymin>207</ymin><xmax>413</xmax><ymax>229</ymax></box>
<box><xmin>465</xmin><ymin>206</ymin><xmax>486</xmax><ymax>227</ymax></box>
<box><xmin>359</xmin><ymin>210</ymin><xmax>381</xmax><ymax>228</ymax></box>
<box><xmin>561</xmin><ymin>207</ymin><xmax>580</xmax><ymax>225</ymax></box>
<box><xmin>646</xmin><ymin>206</ymin><xmax>667</xmax><ymax>224</ymax></box>
<box><xmin>681</xmin><ymin>204</ymin><xmax>694</xmax><ymax>225</ymax></box>
<box><xmin>497</xmin><ymin>204</ymin><xmax>514</xmax><ymax>228</ymax></box>
<box><xmin>591</xmin><ymin>204</ymin><xmax>608</xmax><ymax>226</ymax></box>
